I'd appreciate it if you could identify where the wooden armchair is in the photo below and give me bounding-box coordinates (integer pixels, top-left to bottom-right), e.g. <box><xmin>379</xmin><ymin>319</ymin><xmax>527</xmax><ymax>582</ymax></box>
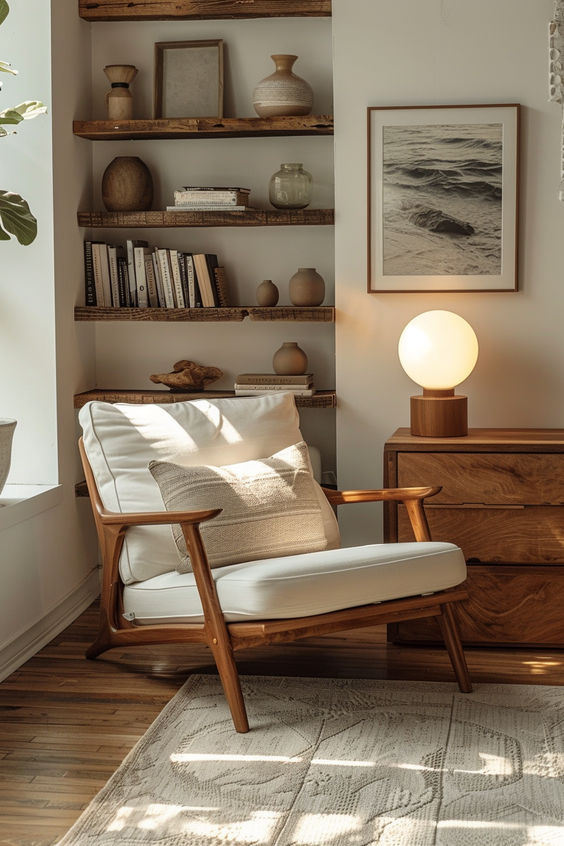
<box><xmin>79</xmin><ymin>393</ymin><xmax>471</xmax><ymax>733</ymax></box>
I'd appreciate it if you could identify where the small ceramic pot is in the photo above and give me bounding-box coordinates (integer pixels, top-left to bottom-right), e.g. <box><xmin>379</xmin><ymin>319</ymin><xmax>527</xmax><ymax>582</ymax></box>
<box><xmin>256</xmin><ymin>280</ymin><xmax>280</xmax><ymax>307</ymax></box>
<box><xmin>273</xmin><ymin>341</ymin><xmax>308</xmax><ymax>375</ymax></box>
<box><xmin>289</xmin><ymin>267</ymin><xmax>325</xmax><ymax>306</ymax></box>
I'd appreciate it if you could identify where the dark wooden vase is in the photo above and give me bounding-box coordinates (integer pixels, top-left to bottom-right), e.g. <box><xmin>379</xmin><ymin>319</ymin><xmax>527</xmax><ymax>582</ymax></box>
<box><xmin>102</xmin><ymin>156</ymin><xmax>153</xmax><ymax>212</ymax></box>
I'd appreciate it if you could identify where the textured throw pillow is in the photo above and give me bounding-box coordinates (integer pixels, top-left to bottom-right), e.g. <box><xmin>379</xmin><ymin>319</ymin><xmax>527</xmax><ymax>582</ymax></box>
<box><xmin>148</xmin><ymin>440</ymin><xmax>329</xmax><ymax>572</ymax></box>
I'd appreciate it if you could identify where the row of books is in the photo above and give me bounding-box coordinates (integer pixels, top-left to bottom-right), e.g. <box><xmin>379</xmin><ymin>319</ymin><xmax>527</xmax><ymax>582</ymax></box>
<box><xmin>234</xmin><ymin>373</ymin><xmax>315</xmax><ymax>397</ymax></box>
<box><xmin>167</xmin><ymin>186</ymin><xmax>252</xmax><ymax>213</ymax></box>
<box><xmin>83</xmin><ymin>241</ymin><xmax>229</xmax><ymax>309</ymax></box>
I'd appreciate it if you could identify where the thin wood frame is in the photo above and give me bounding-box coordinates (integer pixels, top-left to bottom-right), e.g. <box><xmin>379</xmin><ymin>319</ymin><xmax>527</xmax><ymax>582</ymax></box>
<box><xmin>154</xmin><ymin>40</ymin><xmax>224</xmax><ymax>119</ymax></box>
<box><xmin>367</xmin><ymin>104</ymin><xmax>520</xmax><ymax>293</ymax></box>
<box><xmin>79</xmin><ymin>438</ymin><xmax>472</xmax><ymax>733</ymax></box>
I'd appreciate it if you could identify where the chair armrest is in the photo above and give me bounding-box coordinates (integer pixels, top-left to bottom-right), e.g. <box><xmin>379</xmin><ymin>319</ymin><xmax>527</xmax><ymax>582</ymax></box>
<box><xmin>97</xmin><ymin>506</ymin><xmax>222</xmax><ymax>528</ymax></box>
<box><xmin>321</xmin><ymin>485</ymin><xmax>441</xmax><ymax>542</ymax></box>
<box><xmin>321</xmin><ymin>486</ymin><xmax>441</xmax><ymax>506</ymax></box>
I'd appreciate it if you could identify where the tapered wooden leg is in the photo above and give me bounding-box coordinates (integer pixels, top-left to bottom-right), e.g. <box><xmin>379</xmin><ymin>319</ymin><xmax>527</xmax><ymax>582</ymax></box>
<box><xmin>438</xmin><ymin>602</ymin><xmax>473</xmax><ymax>693</ymax></box>
<box><xmin>210</xmin><ymin>639</ymin><xmax>249</xmax><ymax>733</ymax></box>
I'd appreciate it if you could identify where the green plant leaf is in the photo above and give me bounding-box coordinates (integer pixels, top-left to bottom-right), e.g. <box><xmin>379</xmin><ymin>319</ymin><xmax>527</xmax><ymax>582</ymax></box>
<box><xmin>0</xmin><ymin>0</ymin><xmax>9</xmax><ymax>26</ymax></box>
<box><xmin>0</xmin><ymin>60</ymin><xmax>17</xmax><ymax>75</ymax></box>
<box><xmin>0</xmin><ymin>190</ymin><xmax>38</xmax><ymax>245</ymax></box>
<box><xmin>0</xmin><ymin>100</ymin><xmax>46</xmax><ymax>125</ymax></box>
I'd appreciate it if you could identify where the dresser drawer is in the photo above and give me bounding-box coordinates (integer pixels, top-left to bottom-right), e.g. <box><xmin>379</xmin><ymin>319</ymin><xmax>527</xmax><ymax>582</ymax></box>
<box><xmin>389</xmin><ymin>564</ymin><xmax>564</xmax><ymax>646</ymax></box>
<box><xmin>398</xmin><ymin>504</ymin><xmax>564</xmax><ymax>564</ymax></box>
<box><xmin>397</xmin><ymin>452</ymin><xmax>564</xmax><ymax>505</ymax></box>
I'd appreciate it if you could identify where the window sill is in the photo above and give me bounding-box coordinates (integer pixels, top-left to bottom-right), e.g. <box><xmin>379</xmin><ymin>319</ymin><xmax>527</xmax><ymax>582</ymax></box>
<box><xmin>0</xmin><ymin>484</ymin><xmax>63</xmax><ymax>532</ymax></box>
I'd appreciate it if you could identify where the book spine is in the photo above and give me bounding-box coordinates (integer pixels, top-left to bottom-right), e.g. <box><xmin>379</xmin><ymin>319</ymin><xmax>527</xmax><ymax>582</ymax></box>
<box><xmin>166</xmin><ymin>205</ymin><xmax>248</xmax><ymax>211</ymax></box>
<box><xmin>213</xmin><ymin>266</ymin><xmax>230</xmax><ymax>308</ymax></box>
<box><xmin>144</xmin><ymin>254</ymin><xmax>159</xmax><ymax>308</ymax></box>
<box><xmin>234</xmin><ymin>387</ymin><xmax>314</xmax><ymax>397</ymax></box>
<box><xmin>168</xmin><ymin>249</ymin><xmax>185</xmax><ymax>308</ymax></box>
<box><xmin>126</xmin><ymin>240</ymin><xmax>138</xmax><ymax>307</ymax></box>
<box><xmin>193</xmin><ymin>253</ymin><xmax>217</xmax><ymax>307</ymax></box>
<box><xmin>152</xmin><ymin>252</ymin><xmax>165</xmax><ymax>308</ymax></box>
<box><xmin>134</xmin><ymin>247</ymin><xmax>149</xmax><ymax>308</ymax></box>
<box><xmin>156</xmin><ymin>249</ymin><xmax>175</xmax><ymax>308</ymax></box>
<box><xmin>98</xmin><ymin>243</ymin><xmax>112</xmax><ymax>308</ymax></box>
<box><xmin>91</xmin><ymin>243</ymin><xmax>105</xmax><ymax>306</ymax></box>
<box><xmin>236</xmin><ymin>374</ymin><xmax>313</xmax><ymax>385</ymax></box>
<box><xmin>185</xmin><ymin>254</ymin><xmax>199</xmax><ymax>308</ymax></box>
<box><xmin>117</xmin><ymin>256</ymin><xmax>128</xmax><ymax>307</ymax></box>
<box><xmin>83</xmin><ymin>241</ymin><xmax>96</xmax><ymax>306</ymax></box>
<box><xmin>108</xmin><ymin>246</ymin><xmax>120</xmax><ymax>307</ymax></box>
<box><xmin>177</xmin><ymin>252</ymin><xmax>190</xmax><ymax>307</ymax></box>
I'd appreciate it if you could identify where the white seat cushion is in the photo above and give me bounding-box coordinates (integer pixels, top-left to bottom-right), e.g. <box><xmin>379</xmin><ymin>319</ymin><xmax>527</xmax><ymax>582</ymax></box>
<box><xmin>123</xmin><ymin>541</ymin><xmax>467</xmax><ymax>624</ymax></box>
<box><xmin>78</xmin><ymin>392</ymin><xmax>340</xmax><ymax>584</ymax></box>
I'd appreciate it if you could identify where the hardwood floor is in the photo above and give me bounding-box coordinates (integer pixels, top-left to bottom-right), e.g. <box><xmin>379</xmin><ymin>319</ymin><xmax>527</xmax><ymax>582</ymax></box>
<box><xmin>1</xmin><ymin>600</ymin><xmax>563</xmax><ymax>846</ymax></box>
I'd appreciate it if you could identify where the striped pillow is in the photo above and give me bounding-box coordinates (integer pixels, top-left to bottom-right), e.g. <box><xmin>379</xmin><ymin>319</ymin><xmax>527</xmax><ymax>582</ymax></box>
<box><xmin>148</xmin><ymin>441</ymin><xmax>328</xmax><ymax>572</ymax></box>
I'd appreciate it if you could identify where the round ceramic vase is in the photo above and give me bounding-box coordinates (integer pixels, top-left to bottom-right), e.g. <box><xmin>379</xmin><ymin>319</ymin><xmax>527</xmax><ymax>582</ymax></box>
<box><xmin>252</xmin><ymin>54</ymin><xmax>313</xmax><ymax>118</ymax></box>
<box><xmin>289</xmin><ymin>267</ymin><xmax>325</xmax><ymax>306</ymax></box>
<box><xmin>101</xmin><ymin>156</ymin><xmax>153</xmax><ymax>212</ymax></box>
<box><xmin>272</xmin><ymin>341</ymin><xmax>308</xmax><ymax>375</ymax></box>
<box><xmin>256</xmin><ymin>280</ymin><xmax>280</xmax><ymax>306</ymax></box>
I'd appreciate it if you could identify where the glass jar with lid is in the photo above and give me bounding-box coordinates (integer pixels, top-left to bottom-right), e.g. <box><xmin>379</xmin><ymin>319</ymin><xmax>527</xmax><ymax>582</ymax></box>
<box><xmin>269</xmin><ymin>163</ymin><xmax>312</xmax><ymax>209</ymax></box>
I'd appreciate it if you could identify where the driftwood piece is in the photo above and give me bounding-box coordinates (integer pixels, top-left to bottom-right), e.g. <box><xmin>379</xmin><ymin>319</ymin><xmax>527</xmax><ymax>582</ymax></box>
<box><xmin>150</xmin><ymin>360</ymin><xmax>223</xmax><ymax>391</ymax></box>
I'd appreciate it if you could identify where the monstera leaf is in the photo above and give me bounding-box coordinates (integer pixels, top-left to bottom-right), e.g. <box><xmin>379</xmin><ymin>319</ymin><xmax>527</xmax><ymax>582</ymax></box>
<box><xmin>0</xmin><ymin>0</ymin><xmax>8</xmax><ymax>26</ymax></box>
<box><xmin>0</xmin><ymin>191</ymin><xmax>37</xmax><ymax>245</ymax></box>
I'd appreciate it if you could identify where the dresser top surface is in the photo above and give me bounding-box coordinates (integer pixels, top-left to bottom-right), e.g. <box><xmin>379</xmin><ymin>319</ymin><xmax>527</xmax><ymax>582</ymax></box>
<box><xmin>386</xmin><ymin>428</ymin><xmax>564</xmax><ymax>452</ymax></box>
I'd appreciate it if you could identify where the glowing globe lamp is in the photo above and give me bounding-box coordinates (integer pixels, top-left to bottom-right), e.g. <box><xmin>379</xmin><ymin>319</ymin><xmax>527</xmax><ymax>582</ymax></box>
<box><xmin>398</xmin><ymin>310</ymin><xmax>479</xmax><ymax>437</ymax></box>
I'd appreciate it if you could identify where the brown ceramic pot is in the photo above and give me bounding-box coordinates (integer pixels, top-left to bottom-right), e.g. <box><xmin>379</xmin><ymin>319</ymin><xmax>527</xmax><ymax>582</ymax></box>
<box><xmin>101</xmin><ymin>156</ymin><xmax>153</xmax><ymax>212</ymax></box>
<box><xmin>272</xmin><ymin>341</ymin><xmax>308</xmax><ymax>375</ymax></box>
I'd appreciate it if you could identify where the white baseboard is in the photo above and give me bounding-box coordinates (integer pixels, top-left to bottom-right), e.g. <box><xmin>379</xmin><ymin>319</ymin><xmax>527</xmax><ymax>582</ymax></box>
<box><xmin>0</xmin><ymin>568</ymin><xmax>101</xmax><ymax>682</ymax></box>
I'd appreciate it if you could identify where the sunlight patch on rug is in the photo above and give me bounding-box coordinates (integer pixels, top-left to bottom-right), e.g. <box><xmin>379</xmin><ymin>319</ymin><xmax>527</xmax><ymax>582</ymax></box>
<box><xmin>55</xmin><ymin>675</ymin><xmax>564</xmax><ymax>846</ymax></box>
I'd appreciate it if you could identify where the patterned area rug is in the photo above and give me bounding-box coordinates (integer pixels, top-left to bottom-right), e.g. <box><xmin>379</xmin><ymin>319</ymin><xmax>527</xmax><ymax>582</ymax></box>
<box><xmin>56</xmin><ymin>675</ymin><xmax>564</xmax><ymax>846</ymax></box>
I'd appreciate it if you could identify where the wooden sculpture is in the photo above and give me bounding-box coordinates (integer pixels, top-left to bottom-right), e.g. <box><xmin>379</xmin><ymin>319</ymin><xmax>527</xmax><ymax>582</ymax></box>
<box><xmin>150</xmin><ymin>360</ymin><xmax>223</xmax><ymax>392</ymax></box>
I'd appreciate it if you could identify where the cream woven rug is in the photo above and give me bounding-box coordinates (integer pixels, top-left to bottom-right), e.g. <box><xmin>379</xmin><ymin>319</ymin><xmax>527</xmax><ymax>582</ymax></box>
<box><xmin>57</xmin><ymin>675</ymin><xmax>564</xmax><ymax>846</ymax></box>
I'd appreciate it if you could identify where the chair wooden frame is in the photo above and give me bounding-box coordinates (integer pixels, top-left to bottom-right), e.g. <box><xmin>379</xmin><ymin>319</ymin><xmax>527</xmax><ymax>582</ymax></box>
<box><xmin>79</xmin><ymin>438</ymin><xmax>472</xmax><ymax>733</ymax></box>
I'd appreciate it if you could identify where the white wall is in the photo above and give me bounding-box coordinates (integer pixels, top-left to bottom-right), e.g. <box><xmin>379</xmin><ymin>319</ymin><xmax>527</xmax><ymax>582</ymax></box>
<box><xmin>0</xmin><ymin>0</ymin><xmax>98</xmax><ymax>680</ymax></box>
<box><xmin>334</xmin><ymin>0</ymin><xmax>564</xmax><ymax>544</ymax></box>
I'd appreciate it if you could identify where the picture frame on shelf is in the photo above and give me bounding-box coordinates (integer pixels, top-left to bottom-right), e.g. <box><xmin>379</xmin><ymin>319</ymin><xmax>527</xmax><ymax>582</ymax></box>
<box><xmin>154</xmin><ymin>39</ymin><xmax>224</xmax><ymax>119</ymax></box>
<box><xmin>367</xmin><ymin>103</ymin><xmax>520</xmax><ymax>292</ymax></box>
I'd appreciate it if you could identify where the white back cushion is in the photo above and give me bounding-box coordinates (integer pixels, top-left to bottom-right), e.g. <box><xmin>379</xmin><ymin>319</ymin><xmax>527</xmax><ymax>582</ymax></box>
<box><xmin>79</xmin><ymin>393</ymin><xmax>340</xmax><ymax>583</ymax></box>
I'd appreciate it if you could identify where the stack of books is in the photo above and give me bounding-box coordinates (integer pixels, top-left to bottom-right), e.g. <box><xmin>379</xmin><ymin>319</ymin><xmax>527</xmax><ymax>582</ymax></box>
<box><xmin>84</xmin><ymin>241</ymin><xmax>229</xmax><ymax>308</ymax></box>
<box><xmin>167</xmin><ymin>186</ymin><xmax>252</xmax><ymax>212</ymax></box>
<box><xmin>234</xmin><ymin>373</ymin><xmax>315</xmax><ymax>397</ymax></box>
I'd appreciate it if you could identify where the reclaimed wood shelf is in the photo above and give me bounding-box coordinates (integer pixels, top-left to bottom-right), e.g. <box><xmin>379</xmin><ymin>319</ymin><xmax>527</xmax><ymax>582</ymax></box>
<box><xmin>74</xmin><ymin>388</ymin><xmax>336</xmax><ymax>408</ymax></box>
<box><xmin>73</xmin><ymin>115</ymin><xmax>333</xmax><ymax>141</ymax></box>
<box><xmin>79</xmin><ymin>1</ymin><xmax>331</xmax><ymax>21</ymax></box>
<box><xmin>77</xmin><ymin>209</ymin><xmax>334</xmax><ymax>228</ymax></box>
<box><xmin>74</xmin><ymin>306</ymin><xmax>335</xmax><ymax>322</ymax></box>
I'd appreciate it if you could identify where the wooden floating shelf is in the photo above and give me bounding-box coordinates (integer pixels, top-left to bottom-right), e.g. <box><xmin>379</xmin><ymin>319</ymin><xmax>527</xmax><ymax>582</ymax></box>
<box><xmin>74</xmin><ymin>388</ymin><xmax>336</xmax><ymax>408</ymax></box>
<box><xmin>77</xmin><ymin>209</ymin><xmax>334</xmax><ymax>228</ymax></box>
<box><xmin>74</xmin><ymin>306</ymin><xmax>335</xmax><ymax>322</ymax></box>
<box><xmin>73</xmin><ymin>115</ymin><xmax>334</xmax><ymax>141</ymax></box>
<box><xmin>78</xmin><ymin>1</ymin><xmax>331</xmax><ymax>21</ymax></box>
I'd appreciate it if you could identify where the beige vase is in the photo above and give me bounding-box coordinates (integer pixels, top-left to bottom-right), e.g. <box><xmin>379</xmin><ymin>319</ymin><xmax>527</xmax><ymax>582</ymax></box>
<box><xmin>252</xmin><ymin>55</ymin><xmax>313</xmax><ymax>118</ymax></box>
<box><xmin>104</xmin><ymin>64</ymin><xmax>138</xmax><ymax>120</ymax></box>
<box><xmin>289</xmin><ymin>267</ymin><xmax>325</xmax><ymax>306</ymax></box>
<box><xmin>0</xmin><ymin>419</ymin><xmax>16</xmax><ymax>496</ymax></box>
<box><xmin>102</xmin><ymin>156</ymin><xmax>153</xmax><ymax>212</ymax></box>
<box><xmin>272</xmin><ymin>342</ymin><xmax>308</xmax><ymax>375</ymax></box>
<box><xmin>256</xmin><ymin>280</ymin><xmax>279</xmax><ymax>306</ymax></box>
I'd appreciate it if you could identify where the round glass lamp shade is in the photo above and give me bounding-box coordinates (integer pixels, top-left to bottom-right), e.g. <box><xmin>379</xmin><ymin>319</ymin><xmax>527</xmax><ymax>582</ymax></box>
<box><xmin>398</xmin><ymin>310</ymin><xmax>478</xmax><ymax>390</ymax></box>
<box><xmin>398</xmin><ymin>310</ymin><xmax>478</xmax><ymax>437</ymax></box>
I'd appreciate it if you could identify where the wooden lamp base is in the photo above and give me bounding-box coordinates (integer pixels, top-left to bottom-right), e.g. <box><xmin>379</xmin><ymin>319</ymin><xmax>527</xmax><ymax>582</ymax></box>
<box><xmin>410</xmin><ymin>389</ymin><xmax>468</xmax><ymax>437</ymax></box>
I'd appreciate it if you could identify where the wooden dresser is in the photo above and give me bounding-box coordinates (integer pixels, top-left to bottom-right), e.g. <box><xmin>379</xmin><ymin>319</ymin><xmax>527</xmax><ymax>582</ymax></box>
<box><xmin>383</xmin><ymin>428</ymin><xmax>564</xmax><ymax>647</ymax></box>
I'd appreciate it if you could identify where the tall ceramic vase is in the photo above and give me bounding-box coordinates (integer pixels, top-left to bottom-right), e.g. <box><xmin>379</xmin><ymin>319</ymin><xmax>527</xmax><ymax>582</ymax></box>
<box><xmin>0</xmin><ymin>419</ymin><xmax>16</xmax><ymax>496</ymax></box>
<box><xmin>252</xmin><ymin>54</ymin><xmax>313</xmax><ymax>118</ymax></box>
<box><xmin>102</xmin><ymin>156</ymin><xmax>153</xmax><ymax>212</ymax></box>
<box><xmin>104</xmin><ymin>64</ymin><xmax>138</xmax><ymax>120</ymax></box>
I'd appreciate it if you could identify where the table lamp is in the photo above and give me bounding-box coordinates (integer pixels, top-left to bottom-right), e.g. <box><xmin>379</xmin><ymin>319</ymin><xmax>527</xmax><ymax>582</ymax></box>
<box><xmin>398</xmin><ymin>310</ymin><xmax>479</xmax><ymax>437</ymax></box>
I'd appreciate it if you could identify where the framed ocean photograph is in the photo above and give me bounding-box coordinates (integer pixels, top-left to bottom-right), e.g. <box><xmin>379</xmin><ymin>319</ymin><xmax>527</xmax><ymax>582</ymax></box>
<box><xmin>367</xmin><ymin>104</ymin><xmax>520</xmax><ymax>292</ymax></box>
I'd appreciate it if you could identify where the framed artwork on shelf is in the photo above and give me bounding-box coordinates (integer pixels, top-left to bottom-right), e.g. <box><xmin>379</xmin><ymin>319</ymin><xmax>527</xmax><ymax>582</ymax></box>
<box><xmin>154</xmin><ymin>40</ymin><xmax>224</xmax><ymax>119</ymax></box>
<box><xmin>367</xmin><ymin>103</ymin><xmax>520</xmax><ymax>292</ymax></box>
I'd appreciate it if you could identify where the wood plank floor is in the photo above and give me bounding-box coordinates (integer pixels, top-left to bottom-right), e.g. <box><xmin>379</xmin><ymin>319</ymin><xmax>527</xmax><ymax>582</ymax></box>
<box><xmin>1</xmin><ymin>600</ymin><xmax>563</xmax><ymax>846</ymax></box>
